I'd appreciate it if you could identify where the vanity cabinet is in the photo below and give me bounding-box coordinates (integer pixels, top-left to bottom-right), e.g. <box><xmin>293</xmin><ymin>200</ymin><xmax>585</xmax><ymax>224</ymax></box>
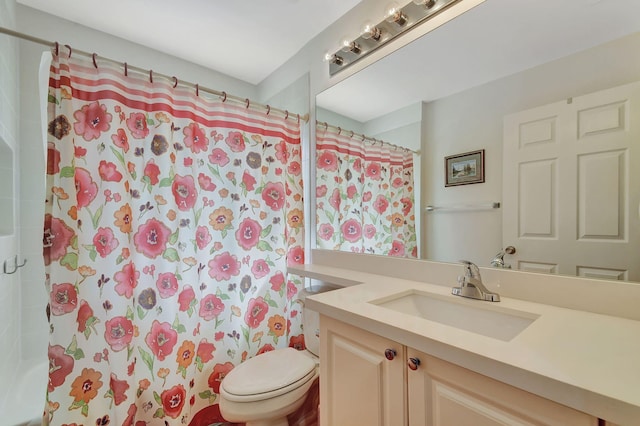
<box><xmin>319</xmin><ymin>315</ymin><xmax>406</xmax><ymax>425</ymax></box>
<box><xmin>320</xmin><ymin>315</ymin><xmax>600</xmax><ymax>426</ymax></box>
<box><xmin>407</xmin><ymin>347</ymin><xmax>598</xmax><ymax>425</ymax></box>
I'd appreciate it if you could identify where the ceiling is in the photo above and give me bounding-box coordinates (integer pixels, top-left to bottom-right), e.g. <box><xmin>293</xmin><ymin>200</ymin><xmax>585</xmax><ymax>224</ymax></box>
<box><xmin>317</xmin><ymin>0</ymin><xmax>640</xmax><ymax>123</ymax></box>
<box><xmin>16</xmin><ymin>0</ymin><xmax>362</xmax><ymax>85</ymax></box>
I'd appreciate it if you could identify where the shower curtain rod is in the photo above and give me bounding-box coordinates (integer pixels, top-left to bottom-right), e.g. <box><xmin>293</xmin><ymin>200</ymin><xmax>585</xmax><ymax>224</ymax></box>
<box><xmin>0</xmin><ymin>26</ymin><xmax>309</xmax><ymax>124</ymax></box>
<box><xmin>316</xmin><ymin>121</ymin><xmax>420</xmax><ymax>155</ymax></box>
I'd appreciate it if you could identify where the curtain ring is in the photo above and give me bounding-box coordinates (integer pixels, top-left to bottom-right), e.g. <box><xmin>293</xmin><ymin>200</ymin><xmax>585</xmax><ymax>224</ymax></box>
<box><xmin>245</xmin><ymin>98</ymin><xmax>250</xmax><ymax>108</ymax></box>
<box><xmin>297</xmin><ymin>113</ymin><xmax>300</xmax><ymax>124</ymax></box>
<box><xmin>65</xmin><ymin>44</ymin><xmax>72</xmax><ymax>58</ymax></box>
<box><xmin>196</xmin><ymin>83</ymin><xmax>199</xmax><ymax>97</ymax></box>
<box><xmin>221</xmin><ymin>91</ymin><xmax>227</xmax><ymax>102</ymax></box>
<box><xmin>323</xmin><ymin>121</ymin><xmax>328</xmax><ymax>130</ymax></box>
<box><xmin>172</xmin><ymin>76</ymin><xmax>178</xmax><ymax>88</ymax></box>
<box><xmin>337</xmin><ymin>127</ymin><xmax>342</xmax><ymax>135</ymax></box>
<box><xmin>285</xmin><ymin>110</ymin><xmax>289</xmax><ymax>120</ymax></box>
<box><xmin>266</xmin><ymin>105</ymin><xmax>271</xmax><ymax>115</ymax></box>
<box><xmin>124</xmin><ymin>62</ymin><xmax>128</xmax><ymax>76</ymax></box>
<box><xmin>54</xmin><ymin>42</ymin><xmax>59</xmax><ymax>56</ymax></box>
<box><xmin>149</xmin><ymin>69</ymin><xmax>153</xmax><ymax>83</ymax></box>
<box><xmin>350</xmin><ymin>131</ymin><xmax>354</xmax><ymax>138</ymax></box>
<box><xmin>361</xmin><ymin>134</ymin><xmax>366</xmax><ymax>141</ymax></box>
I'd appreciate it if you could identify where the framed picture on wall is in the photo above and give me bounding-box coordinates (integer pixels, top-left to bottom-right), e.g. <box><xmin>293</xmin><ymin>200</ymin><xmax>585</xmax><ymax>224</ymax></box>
<box><xmin>445</xmin><ymin>149</ymin><xmax>485</xmax><ymax>187</ymax></box>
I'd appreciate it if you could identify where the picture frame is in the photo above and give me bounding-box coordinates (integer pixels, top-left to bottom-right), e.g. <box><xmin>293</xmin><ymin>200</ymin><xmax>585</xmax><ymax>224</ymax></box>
<box><xmin>445</xmin><ymin>149</ymin><xmax>485</xmax><ymax>187</ymax></box>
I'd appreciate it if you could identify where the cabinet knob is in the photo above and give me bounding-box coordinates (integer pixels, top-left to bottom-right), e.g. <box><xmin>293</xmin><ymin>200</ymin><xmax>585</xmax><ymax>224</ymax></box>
<box><xmin>384</xmin><ymin>348</ymin><xmax>397</xmax><ymax>360</ymax></box>
<box><xmin>407</xmin><ymin>357</ymin><xmax>421</xmax><ymax>370</ymax></box>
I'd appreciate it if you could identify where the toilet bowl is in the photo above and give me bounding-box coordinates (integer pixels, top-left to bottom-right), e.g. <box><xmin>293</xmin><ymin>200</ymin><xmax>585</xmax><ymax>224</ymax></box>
<box><xmin>218</xmin><ymin>282</ymin><xmax>338</xmax><ymax>426</ymax></box>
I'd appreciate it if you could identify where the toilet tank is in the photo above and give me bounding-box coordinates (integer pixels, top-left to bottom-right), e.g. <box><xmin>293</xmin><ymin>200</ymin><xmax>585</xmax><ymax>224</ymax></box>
<box><xmin>299</xmin><ymin>280</ymin><xmax>342</xmax><ymax>357</ymax></box>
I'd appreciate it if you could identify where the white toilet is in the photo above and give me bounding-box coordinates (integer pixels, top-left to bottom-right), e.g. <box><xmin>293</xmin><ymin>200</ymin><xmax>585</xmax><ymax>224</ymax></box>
<box><xmin>218</xmin><ymin>283</ymin><xmax>337</xmax><ymax>426</ymax></box>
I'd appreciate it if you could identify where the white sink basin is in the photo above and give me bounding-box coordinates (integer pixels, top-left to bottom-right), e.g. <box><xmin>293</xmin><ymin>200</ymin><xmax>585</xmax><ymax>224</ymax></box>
<box><xmin>370</xmin><ymin>290</ymin><xmax>539</xmax><ymax>342</ymax></box>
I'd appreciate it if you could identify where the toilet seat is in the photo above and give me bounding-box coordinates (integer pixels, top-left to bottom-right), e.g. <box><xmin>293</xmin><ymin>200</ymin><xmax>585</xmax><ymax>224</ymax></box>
<box><xmin>220</xmin><ymin>348</ymin><xmax>317</xmax><ymax>403</ymax></box>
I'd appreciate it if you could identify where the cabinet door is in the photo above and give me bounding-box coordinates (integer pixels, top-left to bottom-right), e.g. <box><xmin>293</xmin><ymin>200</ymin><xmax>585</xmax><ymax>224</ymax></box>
<box><xmin>320</xmin><ymin>315</ymin><xmax>407</xmax><ymax>426</ymax></box>
<box><xmin>407</xmin><ymin>349</ymin><xmax>598</xmax><ymax>426</ymax></box>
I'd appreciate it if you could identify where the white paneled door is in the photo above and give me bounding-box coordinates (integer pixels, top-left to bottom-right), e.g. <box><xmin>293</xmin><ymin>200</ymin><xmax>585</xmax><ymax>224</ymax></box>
<box><xmin>503</xmin><ymin>82</ymin><xmax>640</xmax><ymax>281</ymax></box>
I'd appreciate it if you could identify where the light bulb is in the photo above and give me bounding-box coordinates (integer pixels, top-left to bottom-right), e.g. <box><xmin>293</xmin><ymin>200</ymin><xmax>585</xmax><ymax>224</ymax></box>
<box><xmin>340</xmin><ymin>37</ymin><xmax>361</xmax><ymax>54</ymax></box>
<box><xmin>323</xmin><ymin>52</ymin><xmax>344</xmax><ymax>66</ymax></box>
<box><xmin>385</xmin><ymin>2</ymin><xmax>401</xmax><ymax>19</ymax></box>
<box><xmin>384</xmin><ymin>2</ymin><xmax>407</xmax><ymax>26</ymax></box>
<box><xmin>361</xmin><ymin>21</ymin><xmax>382</xmax><ymax>41</ymax></box>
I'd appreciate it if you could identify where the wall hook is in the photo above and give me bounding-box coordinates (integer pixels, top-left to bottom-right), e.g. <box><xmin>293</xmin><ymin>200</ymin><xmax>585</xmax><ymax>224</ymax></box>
<box><xmin>3</xmin><ymin>255</ymin><xmax>26</xmax><ymax>275</ymax></box>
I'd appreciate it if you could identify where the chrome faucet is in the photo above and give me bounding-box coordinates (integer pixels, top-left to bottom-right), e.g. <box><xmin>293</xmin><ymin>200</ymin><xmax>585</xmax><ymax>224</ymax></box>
<box><xmin>452</xmin><ymin>260</ymin><xmax>500</xmax><ymax>302</ymax></box>
<box><xmin>490</xmin><ymin>246</ymin><xmax>516</xmax><ymax>269</ymax></box>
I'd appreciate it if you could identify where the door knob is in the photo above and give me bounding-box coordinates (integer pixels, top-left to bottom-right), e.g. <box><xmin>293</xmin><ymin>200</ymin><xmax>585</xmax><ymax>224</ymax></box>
<box><xmin>407</xmin><ymin>357</ymin><xmax>421</xmax><ymax>370</ymax></box>
<box><xmin>384</xmin><ymin>349</ymin><xmax>397</xmax><ymax>360</ymax></box>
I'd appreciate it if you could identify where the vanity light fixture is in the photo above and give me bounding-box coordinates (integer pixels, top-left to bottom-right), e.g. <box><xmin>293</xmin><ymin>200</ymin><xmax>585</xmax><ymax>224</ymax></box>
<box><xmin>327</xmin><ymin>0</ymin><xmax>466</xmax><ymax>76</ymax></box>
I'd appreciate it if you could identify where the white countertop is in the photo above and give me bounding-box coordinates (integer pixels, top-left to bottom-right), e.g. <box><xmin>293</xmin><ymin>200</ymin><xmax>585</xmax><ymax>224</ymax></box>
<box><xmin>291</xmin><ymin>263</ymin><xmax>640</xmax><ymax>425</ymax></box>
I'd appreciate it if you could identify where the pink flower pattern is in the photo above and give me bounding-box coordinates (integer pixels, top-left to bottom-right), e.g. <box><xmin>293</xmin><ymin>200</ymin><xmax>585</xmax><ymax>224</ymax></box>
<box><xmin>93</xmin><ymin>227</ymin><xmax>119</xmax><ymax>258</ymax></box>
<box><xmin>225</xmin><ymin>131</ymin><xmax>245</xmax><ymax>152</ymax></box>
<box><xmin>44</xmin><ymin>53</ymin><xmax>305</xmax><ymax>424</ymax></box>
<box><xmin>145</xmin><ymin>320</ymin><xmax>178</xmax><ymax>361</ymax></box>
<box><xmin>235</xmin><ymin>218</ymin><xmax>262</xmax><ymax>250</ymax></box>
<box><xmin>104</xmin><ymin>316</ymin><xmax>134</xmax><ymax>352</ymax></box>
<box><xmin>208</xmin><ymin>252</ymin><xmax>241</xmax><ymax>281</ymax></box>
<box><xmin>75</xmin><ymin>168</ymin><xmax>98</xmax><ymax>209</ymax></box>
<box><xmin>144</xmin><ymin>159</ymin><xmax>161</xmax><ymax>185</ymax></box>
<box><xmin>73</xmin><ymin>101</ymin><xmax>112</xmax><ymax>141</ymax></box>
<box><xmin>261</xmin><ymin>182</ymin><xmax>286</xmax><ymax>211</ymax></box>
<box><xmin>134</xmin><ymin>218</ymin><xmax>171</xmax><ymax>258</ymax></box>
<box><xmin>43</xmin><ymin>214</ymin><xmax>74</xmax><ymax>266</ymax></box>
<box><xmin>184</xmin><ymin>122</ymin><xmax>209</xmax><ymax>153</ymax></box>
<box><xmin>50</xmin><ymin>282</ymin><xmax>78</xmax><ymax>315</ymax></box>
<box><xmin>98</xmin><ymin>160</ymin><xmax>123</xmax><ymax>182</ymax></box>
<box><xmin>156</xmin><ymin>272</ymin><xmax>179</xmax><ymax>298</ymax></box>
<box><xmin>172</xmin><ymin>174</ymin><xmax>198</xmax><ymax>211</ymax></box>
<box><xmin>114</xmin><ymin>262</ymin><xmax>139</xmax><ymax>298</ymax></box>
<box><xmin>199</xmin><ymin>294</ymin><xmax>225</xmax><ymax>320</ymax></box>
<box><xmin>126</xmin><ymin>112</ymin><xmax>149</xmax><ymax>139</ymax></box>
<box><xmin>208</xmin><ymin>148</ymin><xmax>230</xmax><ymax>166</ymax></box>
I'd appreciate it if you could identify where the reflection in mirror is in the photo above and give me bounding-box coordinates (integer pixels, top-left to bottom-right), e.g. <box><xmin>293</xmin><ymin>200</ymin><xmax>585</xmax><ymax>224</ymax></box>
<box><xmin>315</xmin><ymin>0</ymin><xmax>640</xmax><ymax>282</ymax></box>
<box><xmin>315</xmin><ymin>107</ymin><xmax>420</xmax><ymax>257</ymax></box>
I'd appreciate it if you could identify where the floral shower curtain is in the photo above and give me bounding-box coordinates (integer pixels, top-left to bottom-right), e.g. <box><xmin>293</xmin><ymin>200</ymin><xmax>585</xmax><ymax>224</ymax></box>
<box><xmin>43</xmin><ymin>51</ymin><xmax>305</xmax><ymax>424</ymax></box>
<box><xmin>316</xmin><ymin>125</ymin><xmax>416</xmax><ymax>257</ymax></box>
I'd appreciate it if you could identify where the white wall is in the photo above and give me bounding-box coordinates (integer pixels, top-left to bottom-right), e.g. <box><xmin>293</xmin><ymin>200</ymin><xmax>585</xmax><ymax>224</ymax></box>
<box><xmin>16</xmin><ymin>5</ymin><xmax>257</xmax><ymax>99</ymax></box>
<box><xmin>422</xmin><ymin>32</ymin><xmax>640</xmax><ymax>266</ymax></box>
<box><xmin>0</xmin><ymin>0</ymin><xmax>20</xmax><ymax>409</ymax></box>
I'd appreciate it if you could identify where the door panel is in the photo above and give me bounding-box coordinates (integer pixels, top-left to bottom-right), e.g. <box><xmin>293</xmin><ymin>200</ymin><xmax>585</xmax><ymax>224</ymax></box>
<box><xmin>320</xmin><ymin>316</ymin><xmax>406</xmax><ymax>426</ymax></box>
<box><xmin>408</xmin><ymin>349</ymin><xmax>598</xmax><ymax>426</ymax></box>
<box><xmin>503</xmin><ymin>82</ymin><xmax>640</xmax><ymax>280</ymax></box>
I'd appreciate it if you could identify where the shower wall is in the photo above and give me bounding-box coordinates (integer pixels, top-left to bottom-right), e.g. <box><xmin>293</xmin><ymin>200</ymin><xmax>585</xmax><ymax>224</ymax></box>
<box><xmin>0</xmin><ymin>0</ymin><xmax>20</xmax><ymax>410</ymax></box>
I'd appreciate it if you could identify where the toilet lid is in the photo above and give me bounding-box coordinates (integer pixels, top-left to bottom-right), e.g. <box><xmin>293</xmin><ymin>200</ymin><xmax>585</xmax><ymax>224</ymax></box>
<box><xmin>221</xmin><ymin>347</ymin><xmax>316</xmax><ymax>399</ymax></box>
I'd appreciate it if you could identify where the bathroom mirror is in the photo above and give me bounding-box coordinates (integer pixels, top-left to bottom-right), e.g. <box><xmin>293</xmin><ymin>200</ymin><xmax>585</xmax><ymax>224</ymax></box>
<box><xmin>315</xmin><ymin>0</ymin><xmax>640</xmax><ymax>282</ymax></box>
